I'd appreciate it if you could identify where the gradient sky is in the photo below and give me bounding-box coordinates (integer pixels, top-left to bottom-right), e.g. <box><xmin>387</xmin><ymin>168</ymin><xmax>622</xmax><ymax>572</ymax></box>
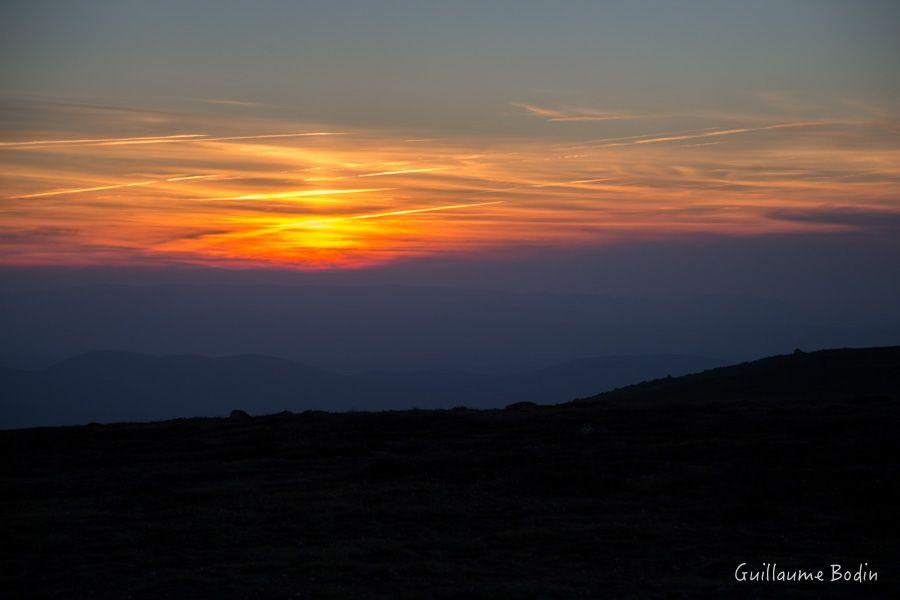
<box><xmin>1</xmin><ymin>1</ymin><xmax>899</xmax><ymax>270</ymax></box>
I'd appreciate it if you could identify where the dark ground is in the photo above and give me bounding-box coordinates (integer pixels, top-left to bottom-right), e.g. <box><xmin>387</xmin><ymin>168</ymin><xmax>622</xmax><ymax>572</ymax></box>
<box><xmin>2</xmin><ymin>348</ymin><xmax>898</xmax><ymax>598</ymax></box>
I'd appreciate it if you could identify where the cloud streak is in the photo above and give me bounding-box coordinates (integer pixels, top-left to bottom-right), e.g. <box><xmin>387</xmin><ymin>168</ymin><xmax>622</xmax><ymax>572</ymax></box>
<box><xmin>208</xmin><ymin>188</ymin><xmax>391</xmax><ymax>202</ymax></box>
<box><xmin>1</xmin><ymin>103</ymin><xmax>896</xmax><ymax>269</ymax></box>
<box><xmin>511</xmin><ymin>102</ymin><xmax>648</xmax><ymax>122</ymax></box>
<box><xmin>8</xmin><ymin>175</ymin><xmax>221</xmax><ymax>199</ymax></box>
<box><xmin>189</xmin><ymin>98</ymin><xmax>264</xmax><ymax>108</ymax></box>
<box><xmin>591</xmin><ymin>121</ymin><xmax>828</xmax><ymax>147</ymax></box>
<box><xmin>0</xmin><ymin>134</ymin><xmax>206</xmax><ymax>148</ymax></box>
<box><xmin>297</xmin><ymin>201</ymin><xmax>505</xmax><ymax>226</ymax></box>
<box><xmin>1</xmin><ymin>131</ymin><xmax>352</xmax><ymax>150</ymax></box>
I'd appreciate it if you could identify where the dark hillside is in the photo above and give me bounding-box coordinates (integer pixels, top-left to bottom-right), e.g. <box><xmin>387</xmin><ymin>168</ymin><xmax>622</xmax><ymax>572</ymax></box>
<box><xmin>580</xmin><ymin>346</ymin><xmax>900</xmax><ymax>406</ymax></box>
<box><xmin>2</xmin><ymin>347</ymin><xmax>898</xmax><ymax>597</ymax></box>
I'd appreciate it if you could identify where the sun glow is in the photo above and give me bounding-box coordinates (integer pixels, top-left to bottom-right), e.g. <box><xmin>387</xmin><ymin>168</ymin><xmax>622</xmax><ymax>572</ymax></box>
<box><xmin>2</xmin><ymin>105</ymin><xmax>899</xmax><ymax>269</ymax></box>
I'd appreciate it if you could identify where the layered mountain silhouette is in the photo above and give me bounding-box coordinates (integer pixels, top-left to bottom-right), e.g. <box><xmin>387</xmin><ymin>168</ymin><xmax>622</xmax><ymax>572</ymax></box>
<box><xmin>0</xmin><ymin>351</ymin><xmax>721</xmax><ymax>428</ymax></box>
<box><xmin>4</xmin><ymin>283</ymin><xmax>896</xmax><ymax>374</ymax></box>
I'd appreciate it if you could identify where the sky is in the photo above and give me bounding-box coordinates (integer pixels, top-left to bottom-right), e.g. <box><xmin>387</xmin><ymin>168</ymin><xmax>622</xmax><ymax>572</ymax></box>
<box><xmin>0</xmin><ymin>1</ymin><xmax>899</xmax><ymax>275</ymax></box>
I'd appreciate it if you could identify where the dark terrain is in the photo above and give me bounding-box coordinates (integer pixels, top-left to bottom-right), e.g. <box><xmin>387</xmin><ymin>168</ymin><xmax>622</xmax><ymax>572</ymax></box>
<box><xmin>2</xmin><ymin>347</ymin><xmax>898</xmax><ymax>597</ymax></box>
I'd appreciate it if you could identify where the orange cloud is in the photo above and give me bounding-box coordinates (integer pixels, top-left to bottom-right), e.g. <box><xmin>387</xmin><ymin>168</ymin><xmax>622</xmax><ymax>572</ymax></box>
<box><xmin>2</xmin><ymin>107</ymin><xmax>898</xmax><ymax>269</ymax></box>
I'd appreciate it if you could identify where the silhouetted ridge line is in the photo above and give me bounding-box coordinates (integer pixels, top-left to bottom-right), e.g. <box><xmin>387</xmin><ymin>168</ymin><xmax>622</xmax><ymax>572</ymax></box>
<box><xmin>576</xmin><ymin>346</ymin><xmax>900</xmax><ymax>406</ymax></box>
<box><xmin>0</xmin><ymin>351</ymin><xmax>723</xmax><ymax>428</ymax></box>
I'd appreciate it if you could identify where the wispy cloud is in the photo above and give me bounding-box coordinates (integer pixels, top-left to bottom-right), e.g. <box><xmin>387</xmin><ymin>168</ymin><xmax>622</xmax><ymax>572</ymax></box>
<box><xmin>303</xmin><ymin>167</ymin><xmax>447</xmax><ymax>183</ymax></box>
<box><xmin>189</xmin><ymin>98</ymin><xmax>264</xmax><ymax>108</ymax></box>
<box><xmin>357</xmin><ymin>167</ymin><xmax>446</xmax><ymax>178</ymax></box>
<box><xmin>591</xmin><ymin>121</ymin><xmax>828</xmax><ymax>147</ymax></box>
<box><xmin>1</xmin><ymin>131</ymin><xmax>352</xmax><ymax>150</ymax></box>
<box><xmin>510</xmin><ymin>102</ymin><xmax>648</xmax><ymax>122</ymax></box>
<box><xmin>8</xmin><ymin>175</ymin><xmax>221</xmax><ymax>199</ymax></box>
<box><xmin>208</xmin><ymin>188</ymin><xmax>391</xmax><ymax>202</ymax></box>
<box><xmin>556</xmin><ymin>128</ymin><xmax>722</xmax><ymax>150</ymax></box>
<box><xmin>678</xmin><ymin>141</ymin><xmax>725</xmax><ymax>148</ymax></box>
<box><xmin>286</xmin><ymin>201</ymin><xmax>505</xmax><ymax>227</ymax></box>
<box><xmin>0</xmin><ymin>134</ymin><xmax>206</xmax><ymax>148</ymax></box>
<box><xmin>766</xmin><ymin>207</ymin><xmax>900</xmax><ymax>231</ymax></box>
<box><xmin>197</xmin><ymin>131</ymin><xmax>351</xmax><ymax>143</ymax></box>
<box><xmin>2</xmin><ymin>101</ymin><xmax>895</xmax><ymax>269</ymax></box>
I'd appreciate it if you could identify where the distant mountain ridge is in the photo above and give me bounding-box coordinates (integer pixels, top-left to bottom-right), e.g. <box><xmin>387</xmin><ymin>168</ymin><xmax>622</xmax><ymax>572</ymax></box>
<box><xmin>4</xmin><ymin>283</ymin><xmax>896</xmax><ymax>374</ymax></box>
<box><xmin>0</xmin><ymin>351</ymin><xmax>722</xmax><ymax>428</ymax></box>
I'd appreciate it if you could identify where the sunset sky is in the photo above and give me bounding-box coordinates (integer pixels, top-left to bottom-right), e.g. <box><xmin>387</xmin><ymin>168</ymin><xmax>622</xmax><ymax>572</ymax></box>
<box><xmin>1</xmin><ymin>1</ymin><xmax>899</xmax><ymax>270</ymax></box>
